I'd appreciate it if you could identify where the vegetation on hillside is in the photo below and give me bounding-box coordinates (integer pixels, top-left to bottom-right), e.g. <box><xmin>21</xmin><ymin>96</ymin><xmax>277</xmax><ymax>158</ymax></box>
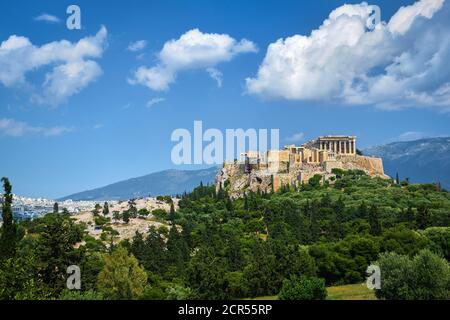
<box><xmin>0</xmin><ymin>170</ymin><xmax>449</xmax><ymax>300</ymax></box>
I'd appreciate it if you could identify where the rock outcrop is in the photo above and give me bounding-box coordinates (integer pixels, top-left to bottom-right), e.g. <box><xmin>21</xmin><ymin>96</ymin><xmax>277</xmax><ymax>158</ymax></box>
<box><xmin>216</xmin><ymin>154</ymin><xmax>388</xmax><ymax>198</ymax></box>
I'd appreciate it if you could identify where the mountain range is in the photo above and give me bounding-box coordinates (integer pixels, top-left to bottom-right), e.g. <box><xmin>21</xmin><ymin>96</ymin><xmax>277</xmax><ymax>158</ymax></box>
<box><xmin>59</xmin><ymin>137</ymin><xmax>450</xmax><ymax>201</ymax></box>
<box><xmin>59</xmin><ymin>166</ymin><xmax>218</xmax><ymax>201</ymax></box>
<box><xmin>363</xmin><ymin>137</ymin><xmax>450</xmax><ymax>189</ymax></box>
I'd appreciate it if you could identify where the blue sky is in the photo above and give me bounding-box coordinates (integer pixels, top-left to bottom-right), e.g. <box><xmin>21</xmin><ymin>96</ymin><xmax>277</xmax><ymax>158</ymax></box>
<box><xmin>1</xmin><ymin>0</ymin><xmax>450</xmax><ymax>198</ymax></box>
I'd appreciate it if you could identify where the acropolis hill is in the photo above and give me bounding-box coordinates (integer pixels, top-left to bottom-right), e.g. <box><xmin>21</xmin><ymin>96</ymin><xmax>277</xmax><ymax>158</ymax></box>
<box><xmin>216</xmin><ymin>135</ymin><xmax>388</xmax><ymax>197</ymax></box>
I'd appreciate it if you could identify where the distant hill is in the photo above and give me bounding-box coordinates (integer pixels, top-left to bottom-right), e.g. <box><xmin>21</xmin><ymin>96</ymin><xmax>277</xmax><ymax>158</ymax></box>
<box><xmin>60</xmin><ymin>137</ymin><xmax>450</xmax><ymax>201</ymax></box>
<box><xmin>363</xmin><ymin>137</ymin><xmax>450</xmax><ymax>189</ymax></box>
<box><xmin>59</xmin><ymin>166</ymin><xmax>218</xmax><ymax>201</ymax></box>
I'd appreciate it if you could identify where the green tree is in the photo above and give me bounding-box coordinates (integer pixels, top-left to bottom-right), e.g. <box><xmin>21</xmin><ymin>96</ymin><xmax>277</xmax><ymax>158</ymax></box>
<box><xmin>53</xmin><ymin>202</ymin><xmax>59</xmax><ymax>214</ymax></box>
<box><xmin>185</xmin><ymin>246</ymin><xmax>228</xmax><ymax>299</ymax></box>
<box><xmin>0</xmin><ymin>255</ymin><xmax>49</xmax><ymax>300</ymax></box>
<box><xmin>59</xmin><ymin>289</ymin><xmax>103</xmax><ymax>300</ymax></box>
<box><xmin>0</xmin><ymin>177</ymin><xmax>17</xmax><ymax>260</ymax></box>
<box><xmin>112</xmin><ymin>211</ymin><xmax>122</xmax><ymax>223</ymax></box>
<box><xmin>278</xmin><ymin>275</ymin><xmax>327</xmax><ymax>300</ymax></box>
<box><xmin>128</xmin><ymin>200</ymin><xmax>137</xmax><ymax>218</ymax></box>
<box><xmin>308</xmin><ymin>174</ymin><xmax>323</xmax><ymax>189</ymax></box>
<box><xmin>35</xmin><ymin>213</ymin><xmax>84</xmax><ymax>294</ymax></box>
<box><xmin>165</xmin><ymin>283</ymin><xmax>192</xmax><ymax>300</ymax></box>
<box><xmin>122</xmin><ymin>210</ymin><xmax>131</xmax><ymax>224</ymax></box>
<box><xmin>97</xmin><ymin>246</ymin><xmax>147</xmax><ymax>300</ymax></box>
<box><xmin>168</xmin><ymin>202</ymin><xmax>176</xmax><ymax>224</ymax></box>
<box><xmin>102</xmin><ymin>202</ymin><xmax>109</xmax><ymax>216</ymax></box>
<box><xmin>375</xmin><ymin>250</ymin><xmax>449</xmax><ymax>300</ymax></box>
<box><xmin>92</xmin><ymin>203</ymin><xmax>101</xmax><ymax>216</ymax></box>
<box><xmin>138</xmin><ymin>208</ymin><xmax>149</xmax><ymax>218</ymax></box>
<box><xmin>166</xmin><ymin>226</ymin><xmax>189</xmax><ymax>275</ymax></box>
<box><xmin>422</xmin><ymin>227</ymin><xmax>450</xmax><ymax>260</ymax></box>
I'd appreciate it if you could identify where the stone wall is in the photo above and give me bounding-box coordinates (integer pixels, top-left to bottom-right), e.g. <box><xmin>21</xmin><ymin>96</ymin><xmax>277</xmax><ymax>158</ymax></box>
<box><xmin>216</xmin><ymin>148</ymin><xmax>388</xmax><ymax>197</ymax></box>
<box><xmin>339</xmin><ymin>155</ymin><xmax>386</xmax><ymax>177</ymax></box>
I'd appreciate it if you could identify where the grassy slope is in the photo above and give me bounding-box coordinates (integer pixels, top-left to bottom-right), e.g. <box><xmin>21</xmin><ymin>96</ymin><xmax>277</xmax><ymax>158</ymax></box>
<box><xmin>250</xmin><ymin>283</ymin><xmax>376</xmax><ymax>300</ymax></box>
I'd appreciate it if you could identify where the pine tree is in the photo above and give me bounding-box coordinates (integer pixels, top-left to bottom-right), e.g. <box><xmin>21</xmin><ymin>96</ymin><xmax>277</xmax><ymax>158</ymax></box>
<box><xmin>0</xmin><ymin>177</ymin><xmax>17</xmax><ymax>260</ymax></box>
<box><xmin>122</xmin><ymin>210</ymin><xmax>131</xmax><ymax>224</ymax></box>
<box><xmin>53</xmin><ymin>202</ymin><xmax>59</xmax><ymax>214</ymax></box>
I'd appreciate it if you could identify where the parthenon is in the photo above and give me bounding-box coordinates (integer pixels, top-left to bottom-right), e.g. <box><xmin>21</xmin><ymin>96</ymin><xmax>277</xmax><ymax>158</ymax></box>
<box><xmin>316</xmin><ymin>135</ymin><xmax>357</xmax><ymax>155</ymax></box>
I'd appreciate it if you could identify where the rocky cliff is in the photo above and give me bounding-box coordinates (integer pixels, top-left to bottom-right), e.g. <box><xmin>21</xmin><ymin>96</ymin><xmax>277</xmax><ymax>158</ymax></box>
<box><xmin>216</xmin><ymin>154</ymin><xmax>387</xmax><ymax>198</ymax></box>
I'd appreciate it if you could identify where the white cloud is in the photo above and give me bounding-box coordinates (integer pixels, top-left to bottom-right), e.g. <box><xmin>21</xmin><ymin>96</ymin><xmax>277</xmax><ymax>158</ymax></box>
<box><xmin>286</xmin><ymin>132</ymin><xmax>305</xmax><ymax>143</ymax></box>
<box><xmin>246</xmin><ymin>0</ymin><xmax>450</xmax><ymax>111</ymax></box>
<box><xmin>34</xmin><ymin>13</ymin><xmax>61</xmax><ymax>24</ymax></box>
<box><xmin>127</xmin><ymin>40</ymin><xmax>147</xmax><ymax>52</ymax></box>
<box><xmin>0</xmin><ymin>26</ymin><xmax>107</xmax><ymax>106</ymax></box>
<box><xmin>0</xmin><ymin>118</ymin><xmax>73</xmax><ymax>137</ymax></box>
<box><xmin>129</xmin><ymin>29</ymin><xmax>257</xmax><ymax>91</ymax></box>
<box><xmin>146</xmin><ymin>97</ymin><xmax>165</xmax><ymax>108</ymax></box>
<box><xmin>206</xmin><ymin>67</ymin><xmax>223</xmax><ymax>87</ymax></box>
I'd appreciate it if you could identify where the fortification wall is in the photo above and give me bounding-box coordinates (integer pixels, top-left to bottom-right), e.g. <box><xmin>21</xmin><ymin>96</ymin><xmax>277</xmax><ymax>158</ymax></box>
<box><xmin>339</xmin><ymin>155</ymin><xmax>386</xmax><ymax>177</ymax></box>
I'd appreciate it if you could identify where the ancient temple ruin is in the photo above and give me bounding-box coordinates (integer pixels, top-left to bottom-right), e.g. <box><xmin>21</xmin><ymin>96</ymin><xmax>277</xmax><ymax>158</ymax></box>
<box><xmin>217</xmin><ymin>135</ymin><xmax>387</xmax><ymax>197</ymax></box>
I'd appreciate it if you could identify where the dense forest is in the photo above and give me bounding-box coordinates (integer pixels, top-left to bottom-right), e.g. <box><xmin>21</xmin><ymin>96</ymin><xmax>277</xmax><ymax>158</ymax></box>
<box><xmin>0</xmin><ymin>170</ymin><xmax>449</xmax><ymax>300</ymax></box>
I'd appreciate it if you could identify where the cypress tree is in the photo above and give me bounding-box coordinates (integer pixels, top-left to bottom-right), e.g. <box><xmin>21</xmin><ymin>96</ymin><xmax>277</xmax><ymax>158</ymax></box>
<box><xmin>103</xmin><ymin>202</ymin><xmax>109</xmax><ymax>216</ymax></box>
<box><xmin>0</xmin><ymin>177</ymin><xmax>17</xmax><ymax>260</ymax></box>
<box><xmin>243</xmin><ymin>195</ymin><xmax>249</xmax><ymax>211</ymax></box>
<box><xmin>168</xmin><ymin>202</ymin><xmax>176</xmax><ymax>225</ymax></box>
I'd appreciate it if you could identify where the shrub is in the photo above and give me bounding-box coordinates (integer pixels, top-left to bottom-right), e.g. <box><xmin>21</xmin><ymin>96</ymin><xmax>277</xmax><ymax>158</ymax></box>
<box><xmin>278</xmin><ymin>275</ymin><xmax>327</xmax><ymax>300</ymax></box>
<box><xmin>152</xmin><ymin>208</ymin><xmax>167</xmax><ymax>220</ymax></box>
<box><xmin>59</xmin><ymin>289</ymin><xmax>103</xmax><ymax>300</ymax></box>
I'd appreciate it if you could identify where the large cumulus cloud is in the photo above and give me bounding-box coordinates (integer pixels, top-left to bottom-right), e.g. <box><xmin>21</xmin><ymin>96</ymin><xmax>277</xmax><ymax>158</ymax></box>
<box><xmin>246</xmin><ymin>0</ymin><xmax>450</xmax><ymax>111</ymax></box>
